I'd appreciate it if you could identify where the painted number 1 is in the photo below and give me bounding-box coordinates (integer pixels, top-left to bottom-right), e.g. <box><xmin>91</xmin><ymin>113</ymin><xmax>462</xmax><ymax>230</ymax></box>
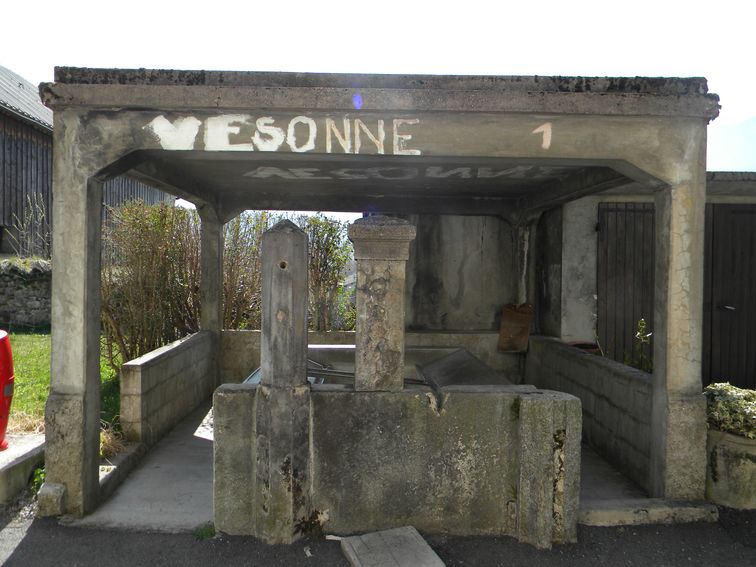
<box><xmin>532</xmin><ymin>122</ymin><xmax>552</xmax><ymax>150</ymax></box>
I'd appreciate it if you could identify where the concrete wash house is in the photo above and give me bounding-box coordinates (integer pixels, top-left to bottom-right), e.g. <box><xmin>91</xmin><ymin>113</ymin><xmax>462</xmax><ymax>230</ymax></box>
<box><xmin>36</xmin><ymin>68</ymin><xmax>721</xmax><ymax>548</ymax></box>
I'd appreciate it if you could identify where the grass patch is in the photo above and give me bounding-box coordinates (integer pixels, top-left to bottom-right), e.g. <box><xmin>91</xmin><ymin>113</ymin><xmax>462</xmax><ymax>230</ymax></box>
<box><xmin>7</xmin><ymin>332</ymin><xmax>121</xmax><ymax>433</ymax></box>
<box><xmin>8</xmin><ymin>333</ymin><xmax>50</xmax><ymax>430</ymax></box>
<box><xmin>193</xmin><ymin>522</ymin><xmax>216</xmax><ymax>540</ymax></box>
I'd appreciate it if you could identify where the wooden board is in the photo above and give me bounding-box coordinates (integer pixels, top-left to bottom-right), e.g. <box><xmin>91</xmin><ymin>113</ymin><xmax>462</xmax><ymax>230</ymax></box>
<box><xmin>340</xmin><ymin>526</ymin><xmax>445</xmax><ymax>567</ymax></box>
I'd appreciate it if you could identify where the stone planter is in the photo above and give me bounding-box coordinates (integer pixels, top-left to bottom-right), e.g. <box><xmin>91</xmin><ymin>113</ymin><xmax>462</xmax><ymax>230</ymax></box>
<box><xmin>706</xmin><ymin>429</ymin><xmax>756</xmax><ymax>509</ymax></box>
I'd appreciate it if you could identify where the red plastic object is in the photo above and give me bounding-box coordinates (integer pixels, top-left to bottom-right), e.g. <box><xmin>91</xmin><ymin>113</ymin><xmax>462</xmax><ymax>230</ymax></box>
<box><xmin>0</xmin><ymin>330</ymin><xmax>14</xmax><ymax>451</ymax></box>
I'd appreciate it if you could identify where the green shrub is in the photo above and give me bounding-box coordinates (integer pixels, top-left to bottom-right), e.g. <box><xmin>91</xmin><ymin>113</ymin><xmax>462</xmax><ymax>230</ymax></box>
<box><xmin>704</xmin><ymin>383</ymin><xmax>756</xmax><ymax>439</ymax></box>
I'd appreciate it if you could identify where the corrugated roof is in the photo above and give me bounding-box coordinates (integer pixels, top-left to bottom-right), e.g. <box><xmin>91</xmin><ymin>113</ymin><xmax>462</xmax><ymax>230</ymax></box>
<box><xmin>0</xmin><ymin>65</ymin><xmax>53</xmax><ymax>131</ymax></box>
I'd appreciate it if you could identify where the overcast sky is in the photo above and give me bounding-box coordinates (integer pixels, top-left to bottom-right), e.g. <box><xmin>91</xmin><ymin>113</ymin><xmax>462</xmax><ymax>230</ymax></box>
<box><xmin>3</xmin><ymin>0</ymin><xmax>753</xmax><ymax>171</ymax></box>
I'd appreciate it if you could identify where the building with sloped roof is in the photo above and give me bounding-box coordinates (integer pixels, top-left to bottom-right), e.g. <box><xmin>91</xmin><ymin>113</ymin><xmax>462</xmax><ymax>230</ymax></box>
<box><xmin>0</xmin><ymin>65</ymin><xmax>170</xmax><ymax>255</ymax></box>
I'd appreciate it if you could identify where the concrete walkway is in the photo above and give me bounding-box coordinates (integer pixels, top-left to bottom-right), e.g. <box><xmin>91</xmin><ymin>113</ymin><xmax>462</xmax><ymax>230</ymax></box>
<box><xmin>71</xmin><ymin>402</ymin><xmax>214</xmax><ymax>532</ymax></box>
<box><xmin>70</xmin><ymin>402</ymin><xmax>663</xmax><ymax>534</ymax></box>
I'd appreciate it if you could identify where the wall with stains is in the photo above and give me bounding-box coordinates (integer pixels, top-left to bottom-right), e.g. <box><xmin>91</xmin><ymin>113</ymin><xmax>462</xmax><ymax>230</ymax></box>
<box><xmin>404</xmin><ymin>214</ymin><xmax>514</xmax><ymax>331</ymax></box>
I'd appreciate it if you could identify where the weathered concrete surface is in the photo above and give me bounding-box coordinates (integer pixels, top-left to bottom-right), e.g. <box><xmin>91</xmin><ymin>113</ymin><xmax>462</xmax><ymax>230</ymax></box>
<box><xmin>349</xmin><ymin>216</ymin><xmax>416</xmax><ymax>391</ymax></box>
<box><xmin>214</xmin><ymin>383</ymin><xmax>581</xmax><ymax>549</ymax></box>
<box><xmin>651</xmin><ymin>156</ymin><xmax>708</xmax><ymax>499</ymax></box>
<box><xmin>198</xmin><ymin>206</ymin><xmax>222</xmax><ymax>388</ymax></box>
<box><xmin>535</xmin><ymin>208</ymin><xmax>563</xmax><ymax>336</ymax></box>
<box><xmin>213</xmin><ymin>384</ymin><xmax>257</xmax><ymax>534</ymax></box>
<box><xmin>706</xmin><ymin>430</ymin><xmax>756</xmax><ymax>509</ymax></box>
<box><xmin>260</xmin><ymin>220</ymin><xmax>308</xmax><ymax>389</ymax></box>
<box><xmin>120</xmin><ymin>331</ymin><xmax>214</xmax><ymax>447</ymax></box>
<box><xmin>404</xmin><ymin>214</ymin><xmax>513</xmax><ymax>332</ymax></box>
<box><xmin>254</xmin><ymin>221</ymin><xmax>311</xmax><ymax>544</ymax></box>
<box><xmin>579</xmin><ymin>499</ymin><xmax>718</xmax><ymax>527</ymax></box>
<box><xmin>0</xmin><ymin>434</ymin><xmax>44</xmax><ymax>504</ymax></box>
<box><xmin>71</xmin><ymin>403</ymin><xmax>213</xmax><ymax>532</ymax></box>
<box><xmin>341</xmin><ymin>526</ymin><xmax>445</xmax><ymax>567</ymax></box>
<box><xmin>527</xmin><ymin>336</ymin><xmax>653</xmax><ymax>493</ymax></box>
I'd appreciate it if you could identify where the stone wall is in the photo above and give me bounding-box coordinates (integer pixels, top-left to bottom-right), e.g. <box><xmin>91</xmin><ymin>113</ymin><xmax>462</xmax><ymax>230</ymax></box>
<box><xmin>0</xmin><ymin>258</ymin><xmax>51</xmax><ymax>327</ymax></box>
<box><xmin>120</xmin><ymin>331</ymin><xmax>214</xmax><ymax>446</ymax></box>
<box><xmin>525</xmin><ymin>336</ymin><xmax>652</xmax><ymax>492</ymax></box>
<box><xmin>214</xmin><ymin>382</ymin><xmax>581</xmax><ymax>549</ymax></box>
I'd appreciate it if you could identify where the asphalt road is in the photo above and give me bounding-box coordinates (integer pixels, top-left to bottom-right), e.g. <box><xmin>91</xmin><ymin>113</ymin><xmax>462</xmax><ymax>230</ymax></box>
<box><xmin>1</xmin><ymin>508</ymin><xmax>754</xmax><ymax>566</ymax></box>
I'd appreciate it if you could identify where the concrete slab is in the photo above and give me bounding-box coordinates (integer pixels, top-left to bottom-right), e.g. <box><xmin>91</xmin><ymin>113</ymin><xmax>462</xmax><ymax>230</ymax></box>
<box><xmin>341</xmin><ymin>526</ymin><xmax>445</xmax><ymax>567</ymax></box>
<box><xmin>69</xmin><ymin>403</ymin><xmax>212</xmax><ymax>533</ymax></box>
<box><xmin>578</xmin><ymin>444</ymin><xmax>718</xmax><ymax>526</ymax></box>
<box><xmin>580</xmin><ymin>443</ymin><xmax>646</xmax><ymax>502</ymax></box>
<box><xmin>0</xmin><ymin>434</ymin><xmax>44</xmax><ymax>504</ymax></box>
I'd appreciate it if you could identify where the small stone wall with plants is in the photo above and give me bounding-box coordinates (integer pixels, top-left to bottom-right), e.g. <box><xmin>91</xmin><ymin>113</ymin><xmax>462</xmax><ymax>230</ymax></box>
<box><xmin>704</xmin><ymin>383</ymin><xmax>756</xmax><ymax>509</ymax></box>
<box><xmin>0</xmin><ymin>258</ymin><xmax>51</xmax><ymax>329</ymax></box>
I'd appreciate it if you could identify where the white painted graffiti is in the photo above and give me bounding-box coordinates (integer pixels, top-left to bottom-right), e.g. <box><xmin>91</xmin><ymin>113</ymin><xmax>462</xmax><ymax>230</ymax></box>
<box><xmin>144</xmin><ymin>114</ymin><xmax>422</xmax><ymax>155</ymax></box>
<box><xmin>242</xmin><ymin>165</ymin><xmax>566</xmax><ymax>181</ymax></box>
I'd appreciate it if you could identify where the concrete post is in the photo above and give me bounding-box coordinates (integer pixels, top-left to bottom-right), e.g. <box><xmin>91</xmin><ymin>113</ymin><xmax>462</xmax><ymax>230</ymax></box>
<box><xmin>198</xmin><ymin>206</ymin><xmax>223</xmax><ymax>387</ymax></box>
<box><xmin>39</xmin><ymin>170</ymin><xmax>103</xmax><ymax>517</ymax></box>
<box><xmin>513</xmin><ymin>218</ymin><xmax>536</xmax><ymax>305</ymax></box>
<box><xmin>348</xmin><ymin>216</ymin><xmax>416</xmax><ymax>391</ymax></box>
<box><xmin>255</xmin><ymin>220</ymin><xmax>310</xmax><ymax>543</ymax></box>
<box><xmin>650</xmin><ymin>160</ymin><xmax>708</xmax><ymax>499</ymax></box>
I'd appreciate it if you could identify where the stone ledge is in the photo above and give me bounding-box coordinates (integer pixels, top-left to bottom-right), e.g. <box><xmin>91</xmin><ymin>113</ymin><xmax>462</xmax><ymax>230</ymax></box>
<box><xmin>0</xmin><ymin>434</ymin><xmax>45</xmax><ymax>504</ymax></box>
<box><xmin>579</xmin><ymin>498</ymin><xmax>718</xmax><ymax>526</ymax></box>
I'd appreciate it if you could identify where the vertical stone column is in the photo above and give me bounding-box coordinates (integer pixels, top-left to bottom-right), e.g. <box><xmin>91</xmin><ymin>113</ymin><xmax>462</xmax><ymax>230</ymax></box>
<box><xmin>199</xmin><ymin>206</ymin><xmax>223</xmax><ymax>387</ymax></box>
<box><xmin>255</xmin><ymin>220</ymin><xmax>310</xmax><ymax>543</ymax></box>
<box><xmin>199</xmin><ymin>206</ymin><xmax>223</xmax><ymax>334</ymax></box>
<box><xmin>39</xmin><ymin>128</ymin><xmax>103</xmax><ymax>517</ymax></box>
<box><xmin>513</xmin><ymin>218</ymin><xmax>536</xmax><ymax>305</ymax></box>
<box><xmin>348</xmin><ymin>216</ymin><xmax>416</xmax><ymax>391</ymax></box>
<box><xmin>650</xmin><ymin>152</ymin><xmax>707</xmax><ymax>499</ymax></box>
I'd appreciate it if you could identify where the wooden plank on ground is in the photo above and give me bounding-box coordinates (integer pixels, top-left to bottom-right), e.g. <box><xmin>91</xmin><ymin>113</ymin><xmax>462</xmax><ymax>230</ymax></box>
<box><xmin>340</xmin><ymin>526</ymin><xmax>445</xmax><ymax>567</ymax></box>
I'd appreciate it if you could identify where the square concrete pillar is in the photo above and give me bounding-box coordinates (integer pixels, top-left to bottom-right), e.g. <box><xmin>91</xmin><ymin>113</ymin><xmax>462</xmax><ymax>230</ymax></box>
<box><xmin>40</xmin><ymin>172</ymin><xmax>103</xmax><ymax>517</ymax></box>
<box><xmin>255</xmin><ymin>220</ymin><xmax>311</xmax><ymax>544</ymax></box>
<box><xmin>651</xmin><ymin>166</ymin><xmax>708</xmax><ymax>499</ymax></box>
<box><xmin>199</xmin><ymin>206</ymin><xmax>223</xmax><ymax>387</ymax></box>
<box><xmin>348</xmin><ymin>216</ymin><xmax>416</xmax><ymax>391</ymax></box>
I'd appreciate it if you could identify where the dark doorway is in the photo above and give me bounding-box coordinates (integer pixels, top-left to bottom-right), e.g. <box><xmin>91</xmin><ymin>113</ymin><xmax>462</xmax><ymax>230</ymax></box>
<box><xmin>596</xmin><ymin>203</ymin><xmax>655</xmax><ymax>368</ymax></box>
<box><xmin>703</xmin><ymin>204</ymin><xmax>756</xmax><ymax>389</ymax></box>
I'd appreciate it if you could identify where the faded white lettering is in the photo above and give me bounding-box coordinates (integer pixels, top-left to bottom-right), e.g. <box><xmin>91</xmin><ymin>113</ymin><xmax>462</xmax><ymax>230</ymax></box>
<box><xmin>426</xmin><ymin>167</ymin><xmax>473</xmax><ymax>179</ymax></box>
<box><xmin>145</xmin><ymin>116</ymin><xmax>201</xmax><ymax>150</ymax></box>
<box><xmin>252</xmin><ymin>117</ymin><xmax>285</xmax><ymax>151</ymax></box>
<box><xmin>287</xmin><ymin>116</ymin><xmax>317</xmax><ymax>152</ymax></box>
<box><xmin>393</xmin><ymin>118</ymin><xmax>421</xmax><ymax>155</ymax></box>
<box><xmin>205</xmin><ymin>115</ymin><xmax>255</xmax><ymax>151</ymax></box>
<box><xmin>243</xmin><ymin>167</ymin><xmax>298</xmax><ymax>179</ymax></box>
<box><xmin>354</xmin><ymin>119</ymin><xmax>385</xmax><ymax>154</ymax></box>
<box><xmin>326</xmin><ymin>118</ymin><xmax>352</xmax><ymax>153</ymax></box>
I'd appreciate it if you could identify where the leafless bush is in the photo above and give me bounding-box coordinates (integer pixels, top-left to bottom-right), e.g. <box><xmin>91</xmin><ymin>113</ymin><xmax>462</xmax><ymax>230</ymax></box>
<box><xmin>9</xmin><ymin>193</ymin><xmax>50</xmax><ymax>258</ymax></box>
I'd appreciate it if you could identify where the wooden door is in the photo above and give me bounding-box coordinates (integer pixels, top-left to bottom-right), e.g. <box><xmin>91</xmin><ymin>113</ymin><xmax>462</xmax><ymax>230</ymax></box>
<box><xmin>703</xmin><ymin>204</ymin><xmax>756</xmax><ymax>389</ymax></box>
<box><xmin>596</xmin><ymin>203</ymin><xmax>655</xmax><ymax>369</ymax></box>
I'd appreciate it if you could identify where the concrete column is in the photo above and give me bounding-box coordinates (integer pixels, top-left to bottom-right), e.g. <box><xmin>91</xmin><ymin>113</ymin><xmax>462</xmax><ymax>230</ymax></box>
<box><xmin>650</xmin><ymin>161</ymin><xmax>708</xmax><ymax>499</ymax></box>
<box><xmin>199</xmin><ymin>206</ymin><xmax>223</xmax><ymax>387</ymax></box>
<box><xmin>199</xmin><ymin>206</ymin><xmax>223</xmax><ymax>334</ymax></box>
<box><xmin>255</xmin><ymin>220</ymin><xmax>310</xmax><ymax>543</ymax></box>
<box><xmin>39</xmin><ymin>169</ymin><xmax>103</xmax><ymax>517</ymax></box>
<box><xmin>348</xmin><ymin>216</ymin><xmax>416</xmax><ymax>391</ymax></box>
<box><xmin>513</xmin><ymin>218</ymin><xmax>536</xmax><ymax>305</ymax></box>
